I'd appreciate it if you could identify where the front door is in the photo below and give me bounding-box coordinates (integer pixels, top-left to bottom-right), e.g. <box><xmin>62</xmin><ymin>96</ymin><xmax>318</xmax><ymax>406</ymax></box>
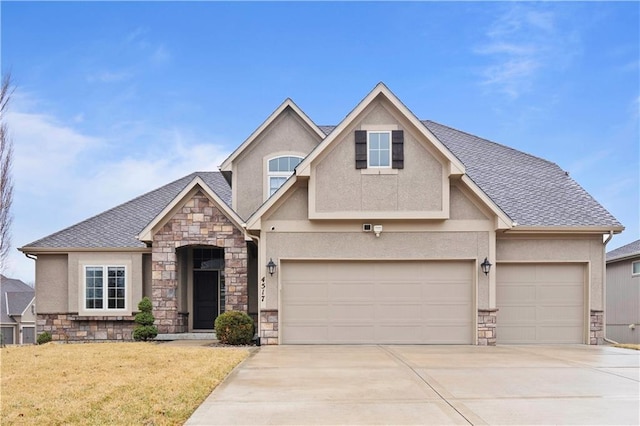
<box><xmin>193</xmin><ymin>270</ymin><xmax>219</xmax><ymax>330</ymax></box>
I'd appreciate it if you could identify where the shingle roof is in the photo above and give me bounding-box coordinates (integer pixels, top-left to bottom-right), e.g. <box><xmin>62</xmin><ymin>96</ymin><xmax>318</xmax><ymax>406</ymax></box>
<box><xmin>607</xmin><ymin>239</ymin><xmax>640</xmax><ymax>262</ymax></box>
<box><xmin>22</xmin><ymin>172</ymin><xmax>231</xmax><ymax>249</ymax></box>
<box><xmin>422</xmin><ymin>120</ymin><xmax>622</xmax><ymax>228</ymax></box>
<box><xmin>1</xmin><ymin>275</ymin><xmax>34</xmax><ymax>323</ymax></box>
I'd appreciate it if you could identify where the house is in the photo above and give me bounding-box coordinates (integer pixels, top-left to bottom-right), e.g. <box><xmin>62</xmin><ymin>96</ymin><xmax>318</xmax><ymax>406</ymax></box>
<box><xmin>19</xmin><ymin>83</ymin><xmax>623</xmax><ymax>345</ymax></box>
<box><xmin>1</xmin><ymin>275</ymin><xmax>36</xmax><ymax>345</ymax></box>
<box><xmin>606</xmin><ymin>239</ymin><xmax>640</xmax><ymax>344</ymax></box>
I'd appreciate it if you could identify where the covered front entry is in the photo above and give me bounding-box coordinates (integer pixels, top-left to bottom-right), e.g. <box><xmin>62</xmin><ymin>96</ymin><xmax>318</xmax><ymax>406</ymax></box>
<box><xmin>496</xmin><ymin>263</ymin><xmax>586</xmax><ymax>344</ymax></box>
<box><xmin>280</xmin><ymin>260</ymin><xmax>474</xmax><ymax>344</ymax></box>
<box><xmin>189</xmin><ymin>247</ymin><xmax>225</xmax><ymax>330</ymax></box>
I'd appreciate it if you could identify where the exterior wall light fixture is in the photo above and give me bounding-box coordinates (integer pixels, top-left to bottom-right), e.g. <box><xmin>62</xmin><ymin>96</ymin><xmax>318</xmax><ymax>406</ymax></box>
<box><xmin>480</xmin><ymin>257</ymin><xmax>492</xmax><ymax>275</ymax></box>
<box><xmin>267</xmin><ymin>258</ymin><xmax>277</xmax><ymax>276</ymax></box>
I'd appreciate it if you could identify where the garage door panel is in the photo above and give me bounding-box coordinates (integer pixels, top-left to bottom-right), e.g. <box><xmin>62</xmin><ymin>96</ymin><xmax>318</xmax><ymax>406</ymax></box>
<box><xmin>538</xmin><ymin>285</ymin><xmax>583</xmax><ymax>301</ymax></box>
<box><xmin>281</xmin><ymin>260</ymin><xmax>473</xmax><ymax>344</ymax></box>
<box><xmin>285</xmin><ymin>282</ymin><xmax>328</xmax><ymax>300</ymax></box>
<box><xmin>330</xmin><ymin>303</ymin><xmax>374</xmax><ymax>320</ymax></box>
<box><xmin>497</xmin><ymin>263</ymin><xmax>585</xmax><ymax>344</ymax></box>
<box><xmin>286</xmin><ymin>304</ymin><xmax>329</xmax><ymax>321</ymax></box>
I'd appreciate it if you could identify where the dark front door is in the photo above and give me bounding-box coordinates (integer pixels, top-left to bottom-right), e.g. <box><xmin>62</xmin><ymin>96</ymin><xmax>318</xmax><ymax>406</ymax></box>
<box><xmin>193</xmin><ymin>270</ymin><xmax>219</xmax><ymax>329</ymax></box>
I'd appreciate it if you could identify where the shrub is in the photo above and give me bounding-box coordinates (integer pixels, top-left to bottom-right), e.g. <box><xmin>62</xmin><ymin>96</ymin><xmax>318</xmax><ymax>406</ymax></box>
<box><xmin>37</xmin><ymin>331</ymin><xmax>52</xmax><ymax>345</ymax></box>
<box><xmin>214</xmin><ymin>311</ymin><xmax>254</xmax><ymax>345</ymax></box>
<box><xmin>133</xmin><ymin>297</ymin><xmax>158</xmax><ymax>341</ymax></box>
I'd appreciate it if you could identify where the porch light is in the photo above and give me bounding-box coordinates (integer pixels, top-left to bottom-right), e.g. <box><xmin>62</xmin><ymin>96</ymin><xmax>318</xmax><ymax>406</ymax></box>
<box><xmin>480</xmin><ymin>258</ymin><xmax>492</xmax><ymax>275</ymax></box>
<box><xmin>267</xmin><ymin>258</ymin><xmax>277</xmax><ymax>276</ymax></box>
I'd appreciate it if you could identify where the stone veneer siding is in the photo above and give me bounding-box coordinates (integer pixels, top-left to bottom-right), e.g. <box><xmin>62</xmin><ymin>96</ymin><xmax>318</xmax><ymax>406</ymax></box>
<box><xmin>477</xmin><ymin>309</ymin><xmax>497</xmax><ymax>346</ymax></box>
<box><xmin>152</xmin><ymin>190</ymin><xmax>248</xmax><ymax>333</ymax></box>
<box><xmin>38</xmin><ymin>314</ymin><xmax>136</xmax><ymax>342</ymax></box>
<box><xmin>260</xmin><ymin>309</ymin><xmax>278</xmax><ymax>345</ymax></box>
<box><xmin>590</xmin><ymin>309</ymin><xmax>604</xmax><ymax>345</ymax></box>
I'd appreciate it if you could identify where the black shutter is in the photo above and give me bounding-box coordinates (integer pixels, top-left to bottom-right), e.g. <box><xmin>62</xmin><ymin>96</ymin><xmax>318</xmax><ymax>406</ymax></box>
<box><xmin>392</xmin><ymin>130</ymin><xmax>404</xmax><ymax>169</ymax></box>
<box><xmin>355</xmin><ymin>130</ymin><xmax>367</xmax><ymax>169</ymax></box>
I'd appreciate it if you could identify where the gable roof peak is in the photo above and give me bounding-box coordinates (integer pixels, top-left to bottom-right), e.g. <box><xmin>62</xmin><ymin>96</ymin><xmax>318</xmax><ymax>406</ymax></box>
<box><xmin>219</xmin><ymin>97</ymin><xmax>325</xmax><ymax>172</ymax></box>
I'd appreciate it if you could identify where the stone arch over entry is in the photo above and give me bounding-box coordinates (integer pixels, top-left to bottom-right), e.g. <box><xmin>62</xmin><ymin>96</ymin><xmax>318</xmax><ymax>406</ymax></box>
<box><xmin>151</xmin><ymin>190</ymin><xmax>248</xmax><ymax>333</ymax></box>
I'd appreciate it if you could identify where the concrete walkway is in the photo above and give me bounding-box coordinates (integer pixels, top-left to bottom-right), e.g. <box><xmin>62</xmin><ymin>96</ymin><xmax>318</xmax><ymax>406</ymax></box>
<box><xmin>186</xmin><ymin>345</ymin><xmax>640</xmax><ymax>425</ymax></box>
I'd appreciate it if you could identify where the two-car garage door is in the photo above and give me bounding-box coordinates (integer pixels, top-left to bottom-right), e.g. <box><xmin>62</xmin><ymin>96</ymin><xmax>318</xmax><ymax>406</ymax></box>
<box><xmin>280</xmin><ymin>260</ymin><xmax>473</xmax><ymax>344</ymax></box>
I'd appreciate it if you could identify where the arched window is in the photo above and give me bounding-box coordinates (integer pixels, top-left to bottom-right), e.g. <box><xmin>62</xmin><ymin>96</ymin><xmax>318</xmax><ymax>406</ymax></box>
<box><xmin>268</xmin><ymin>155</ymin><xmax>303</xmax><ymax>196</ymax></box>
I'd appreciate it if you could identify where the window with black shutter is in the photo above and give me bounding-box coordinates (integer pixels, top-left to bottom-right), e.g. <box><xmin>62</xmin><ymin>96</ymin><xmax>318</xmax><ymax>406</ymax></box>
<box><xmin>354</xmin><ymin>129</ymin><xmax>404</xmax><ymax>169</ymax></box>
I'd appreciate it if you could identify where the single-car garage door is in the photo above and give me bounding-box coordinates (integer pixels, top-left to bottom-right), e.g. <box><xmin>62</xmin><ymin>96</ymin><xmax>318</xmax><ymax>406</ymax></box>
<box><xmin>281</xmin><ymin>260</ymin><xmax>473</xmax><ymax>344</ymax></box>
<box><xmin>497</xmin><ymin>263</ymin><xmax>585</xmax><ymax>344</ymax></box>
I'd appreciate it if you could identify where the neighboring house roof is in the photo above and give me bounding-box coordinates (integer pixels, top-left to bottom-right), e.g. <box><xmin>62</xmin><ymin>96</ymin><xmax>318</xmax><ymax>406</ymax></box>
<box><xmin>20</xmin><ymin>172</ymin><xmax>231</xmax><ymax>250</ymax></box>
<box><xmin>607</xmin><ymin>239</ymin><xmax>640</xmax><ymax>263</ymax></box>
<box><xmin>1</xmin><ymin>275</ymin><xmax>34</xmax><ymax>323</ymax></box>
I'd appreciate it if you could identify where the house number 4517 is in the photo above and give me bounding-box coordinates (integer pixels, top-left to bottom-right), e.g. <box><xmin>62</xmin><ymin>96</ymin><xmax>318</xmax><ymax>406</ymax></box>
<box><xmin>261</xmin><ymin>277</ymin><xmax>266</xmax><ymax>302</ymax></box>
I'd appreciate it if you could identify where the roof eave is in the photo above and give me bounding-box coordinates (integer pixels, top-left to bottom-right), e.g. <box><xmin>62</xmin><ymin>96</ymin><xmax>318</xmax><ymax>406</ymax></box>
<box><xmin>505</xmin><ymin>225</ymin><xmax>625</xmax><ymax>234</ymax></box>
<box><xmin>18</xmin><ymin>246</ymin><xmax>151</xmax><ymax>255</ymax></box>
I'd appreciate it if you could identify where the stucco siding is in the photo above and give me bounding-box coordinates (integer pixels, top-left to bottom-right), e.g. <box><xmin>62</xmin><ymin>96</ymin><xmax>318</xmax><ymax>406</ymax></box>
<box><xmin>606</xmin><ymin>258</ymin><xmax>640</xmax><ymax>343</ymax></box>
<box><xmin>313</xmin><ymin>100</ymin><xmax>444</xmax><ymax>215</ymax></box>
<box><xmin>267</xmin><ymin>185</ymin><xmax>309</xmax><ymax>221</ymax></box>
<box><xmin>35</xmin><ymin>254</ymin><xmax>68</xmax><ymax>313</ymax></box>
<box><xmin>450</xmin><ymin>185</ymin><xmax>490</xmax><ymax>220</ymax></box>
<box><xmin>234</xmin><ymin>108</ymin><xmax>321</xmax><ymax>219</ymax></box>
<box><xmin>496</xmin><ymin>235</ymin><xmax>604</xmax><ymax>310</ymax></box>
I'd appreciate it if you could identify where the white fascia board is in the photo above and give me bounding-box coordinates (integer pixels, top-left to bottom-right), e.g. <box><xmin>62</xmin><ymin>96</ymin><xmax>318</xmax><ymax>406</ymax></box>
<box><xmin>219</xmin><ymin>98</ymin><xmax>325</xmax><ymax>172</ymax></box>
<box><xmin>137</xmin><ymin>176</ymin><xmax>246</xmax><ymax>242</ymax></box>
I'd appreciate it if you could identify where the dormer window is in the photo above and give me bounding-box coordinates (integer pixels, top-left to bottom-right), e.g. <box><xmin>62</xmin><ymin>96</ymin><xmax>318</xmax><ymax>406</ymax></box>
<box><xmin>268</xmin><ymin>155</ymin><xmax>303</xmax><ymax>196</ymax></box>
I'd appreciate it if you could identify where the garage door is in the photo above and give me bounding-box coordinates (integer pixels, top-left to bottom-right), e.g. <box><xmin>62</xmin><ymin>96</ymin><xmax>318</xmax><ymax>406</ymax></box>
<box><xmin>497</xmin><ymin>263</ymin><xmax>585</xmax><ymax>344</ymax></box>
<box><xmin>281</xmin><ymin>260</ymin><xmax>473</xmax><ymax>344</ymax></box>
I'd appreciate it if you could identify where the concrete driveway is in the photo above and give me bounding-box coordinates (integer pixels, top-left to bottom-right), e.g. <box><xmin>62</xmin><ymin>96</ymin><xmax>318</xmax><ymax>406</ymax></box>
<box><xmin>186</xmin><ymin>345</ymin><xmax>640</xmax><ymax>425</ymax></box>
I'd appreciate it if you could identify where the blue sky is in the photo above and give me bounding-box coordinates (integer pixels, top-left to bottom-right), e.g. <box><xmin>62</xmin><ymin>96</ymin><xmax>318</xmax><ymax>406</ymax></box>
<box><xmin>2</xmin><ymin>1</ymin><xmax>638</xmax><ymax>283</ymax></box>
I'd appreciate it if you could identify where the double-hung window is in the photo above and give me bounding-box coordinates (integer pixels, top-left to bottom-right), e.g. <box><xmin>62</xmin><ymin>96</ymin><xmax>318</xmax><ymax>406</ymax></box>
<box><xmin>367</xmin><ymin>131</ymin><xmax>391</xmax><ymax>168</ymax></box>
<box><xmin>268</xmin><ymin>155</ymin><xmax>303</xmax><ymax>196</ymax></box>
<box><xmin>355</xmin><ymin>129</ymin><xmax>404</xmax><ymax>170</ymax></box>
<box><xmin>84</xmin><ymin>265</ymin><xmax>126</xmax><ymax>311</ymax></box>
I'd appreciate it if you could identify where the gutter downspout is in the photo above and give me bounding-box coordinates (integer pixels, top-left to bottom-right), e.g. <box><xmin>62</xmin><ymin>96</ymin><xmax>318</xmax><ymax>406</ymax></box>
<box><xmin>602</xmin><ymin>231</ymin><xmax>619</xmax><ymax>345</ymax></box>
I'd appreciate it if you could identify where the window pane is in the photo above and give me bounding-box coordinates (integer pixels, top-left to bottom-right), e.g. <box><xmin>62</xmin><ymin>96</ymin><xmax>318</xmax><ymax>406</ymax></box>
<box><xmin>379</xmin><ymin>149</ymin><xmax>390</xmax><ymax>167</ymax></box>
<box><xmin>370</xmin><ymin>133</ymin><xmax>379</xmax><ymax>149</ymax></box>
<box><xmin>107</xmin><ymin>267</ymin><xmax>126</xmax><ymax>310</ymax></box>
<box><xmin>270</xmin><ymin>176</ymin><xmax>287</xmax><ymax>195</ymax></box>
<box><xmin>268</xmin><ymin>158</ymin><xmax>278</xmax><ymax>171</ymax></box>
<box><xmin>633</xmin><ymin>261</ymin><xmax>640</xmax><ymax>275</ymax></box>
<box><xmin>291</xmin><ymin>157</ymin><xmax>302</xmax><ymax>168</ymax></box>
<box><xmin>370</xmin><ymin>151</ymin><xmax>380</xmax><ymax>167</ymax></box>
<box><xmin>278</xmin><ymin>157</ymin><xmax>289</xmax><ymax>172</ymax></box>
<box><xmin>379</xmin><ymin>132</ymin><xmax>390</xmax><ymax>147</ymax></box>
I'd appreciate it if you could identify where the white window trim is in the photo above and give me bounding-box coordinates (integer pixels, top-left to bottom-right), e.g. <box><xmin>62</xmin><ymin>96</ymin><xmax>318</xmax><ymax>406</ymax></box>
<box><xmin>264</xmin><ymin>153</ymin><xmax>304</xmax><ymax>199</ymax></box>
<box><xmin>367</xmin><ymin>131</ymin><xmax>392</xmax><ymax>169</ymax></box>
<box><xmin>79</xmin><ymin>263</ymin><xmax>131</xmax><ymax>316</ymax></box>
<box><xmin>632</xmin><ymin>260</ymin><xmax>640</xmax><ymax>277</ymax></box>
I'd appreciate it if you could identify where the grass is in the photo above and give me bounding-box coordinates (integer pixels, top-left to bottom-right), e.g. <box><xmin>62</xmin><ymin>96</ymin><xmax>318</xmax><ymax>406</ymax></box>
<box><xmin>614</xmin><ymin>343</ymin><xmax>640</xmax><ymax>351</ymax></box>
<box><xmin>1</xmin><ymin>342</ymin><xmax>249</xmax><ymax>425</ymax></box>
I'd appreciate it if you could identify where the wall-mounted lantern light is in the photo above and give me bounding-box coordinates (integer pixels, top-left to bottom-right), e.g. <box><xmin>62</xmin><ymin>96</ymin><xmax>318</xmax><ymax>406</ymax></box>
<box><xmin>267</xmin><ymin>258</ymin><xmax>277</xmax><ymax>276</ymax></box>
<box><xmin>480</xmin><ymin>257</ymin><xmax>492</xmax><ymax>275</ymax></box>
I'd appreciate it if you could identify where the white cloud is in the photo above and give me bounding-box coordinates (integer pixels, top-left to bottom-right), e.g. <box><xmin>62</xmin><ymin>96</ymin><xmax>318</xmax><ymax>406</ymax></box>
<box><xmin>475</xmin><ymin>4</ymin><xmax>579</xmax><ymax>99</ymax></box>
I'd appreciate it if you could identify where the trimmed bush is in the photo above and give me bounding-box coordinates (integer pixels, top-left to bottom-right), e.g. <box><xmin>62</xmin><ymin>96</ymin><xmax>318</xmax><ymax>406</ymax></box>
<box><xmin>133</xmin><ymin>297</ymin><xmax>158</xmax><ymax>341</ymax></box>
<box><xmin>214</xmin><ymin>311</ymin><xmax>254</xmax><ymax>345</ymax></box>
<box><xmin>37</xmin><ymin>331</ymin><xmax>52</xmax><ymax>345</ymax></box>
